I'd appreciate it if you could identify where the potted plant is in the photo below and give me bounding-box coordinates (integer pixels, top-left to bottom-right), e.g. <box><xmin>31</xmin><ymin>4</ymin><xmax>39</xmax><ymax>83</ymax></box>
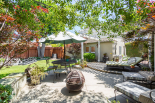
<box><xmin>115</xmin><ymin>57</ymin><xmax>119</xmax><ymax>62</ymax></box>
<box><xmin>130</xmin><ymin>64</ymin><xmax>135</xmax><ymax>68</ymax></box>
<box><xmin>0</xmin><ymin>84</ymin><xmax>13</xmax><ymax>102</ymax></box>
<box><xmin>80</xmin><ymin>60</ymin><xmax>87</xmax><ymax>68</ymax></box>
<box><xmin>103</xmin><ymin>53</ymin><xmax>107</xmax><ymax>57</ymax></box>
<box><xmin>75</xmin><ymin>59</ymin><xmax>80</xmax><ymax>65</ymax></box>
<box><xmin>25</xmin><ymin>63</ymin><xmax>48</xmax><ymax>85</ymax></box>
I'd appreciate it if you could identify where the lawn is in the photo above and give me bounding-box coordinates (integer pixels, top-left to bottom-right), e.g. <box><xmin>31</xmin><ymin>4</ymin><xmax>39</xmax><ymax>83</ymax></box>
<box><xmin>0</xmin><ymin>59</ymin><xmax>76</xmax><ymax>79</ymax></box>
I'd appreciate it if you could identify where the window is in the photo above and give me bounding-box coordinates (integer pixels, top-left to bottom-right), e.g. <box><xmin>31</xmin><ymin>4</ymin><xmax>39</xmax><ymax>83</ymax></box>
<box><xmin>119</xmin><ymin>46</ymin><xmax>122</xmax><ymax>55</ymax></box>
<box><xmin>91</xmin><ymin>47</ymin><xmax>95</xmax><ymax>52</ymax></box>
<box><xmin>86</xmin><ymin>47</ymin><xmax>89</xmax><ymax>52</ymax></box>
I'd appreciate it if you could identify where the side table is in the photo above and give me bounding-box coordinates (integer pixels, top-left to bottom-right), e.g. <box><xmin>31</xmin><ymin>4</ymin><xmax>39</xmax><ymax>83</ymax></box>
<box><xmin>103</xmin><ymin>57</ymin><xmax>109</xmax><ymax>63</ymax></box>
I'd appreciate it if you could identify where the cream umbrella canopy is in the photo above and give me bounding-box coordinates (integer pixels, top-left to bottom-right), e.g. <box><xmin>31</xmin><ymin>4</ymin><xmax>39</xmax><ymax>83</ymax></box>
<box><xmin>40</xmin><ymin>31</ymin><xmax>86</xmax><ymax>59</ymax></box>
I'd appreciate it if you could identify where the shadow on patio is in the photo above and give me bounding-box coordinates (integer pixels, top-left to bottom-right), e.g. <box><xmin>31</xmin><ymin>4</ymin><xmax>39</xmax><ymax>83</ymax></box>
<box><xmin>14</xmin><ymin>84</ymin><xmax>108</xmax><ymax>103</ymax></box>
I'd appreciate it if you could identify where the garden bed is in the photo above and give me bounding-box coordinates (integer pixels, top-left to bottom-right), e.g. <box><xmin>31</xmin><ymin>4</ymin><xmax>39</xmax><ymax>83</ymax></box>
<box><xmin>0</xmin><ymin>73</ymin><xmax>27</xmax><ymax>102</ymax></box>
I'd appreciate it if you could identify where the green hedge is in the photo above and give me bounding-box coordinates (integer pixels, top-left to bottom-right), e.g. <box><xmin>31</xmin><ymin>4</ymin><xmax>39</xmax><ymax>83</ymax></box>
<box><xmin>84</xmin><ymin>53</ymin><xmax>95</xmax><ymax>61</ymax></box>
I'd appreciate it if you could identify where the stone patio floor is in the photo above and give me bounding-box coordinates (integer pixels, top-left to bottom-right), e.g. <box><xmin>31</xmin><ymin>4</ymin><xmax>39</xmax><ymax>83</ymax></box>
<box><xmin>13</xmin><ymin>67</ymin><xmax>139</xmax><ymax>103</ymax></box>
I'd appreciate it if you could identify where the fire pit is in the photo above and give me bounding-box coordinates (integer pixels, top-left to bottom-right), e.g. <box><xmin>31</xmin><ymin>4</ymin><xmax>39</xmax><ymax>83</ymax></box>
<box><xmin>66</xmin><ymin>70</ymin><xmax>85</xmax><ymax>92</ymax></box>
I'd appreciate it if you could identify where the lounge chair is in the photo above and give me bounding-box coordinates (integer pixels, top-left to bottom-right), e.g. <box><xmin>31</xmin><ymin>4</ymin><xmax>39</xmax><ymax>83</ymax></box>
<box><xmin>114</xmin><ymin>81</ymin><xmax>155</xmax><ymax>103</ymax></box>
<box><xmin>122</xmin><ymin>71</ymin><xmax>155</xmax><ymax>88</ymax></box>
<box><xmin>106</xmin><ymin>57</ymin><xmax>143</xmax><ymax>70</ymax></box>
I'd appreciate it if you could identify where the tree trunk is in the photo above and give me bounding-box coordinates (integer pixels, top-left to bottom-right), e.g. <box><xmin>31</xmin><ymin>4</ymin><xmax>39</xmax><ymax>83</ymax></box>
<box><xmin>41</xmin><ymin>43</ymin><xmax>45</xmax><ymax>58</ymax></box>
<box><xmin>37</xmin><ymin>45</ymin><xmax>41</xmax><ymax>58</ymax></box>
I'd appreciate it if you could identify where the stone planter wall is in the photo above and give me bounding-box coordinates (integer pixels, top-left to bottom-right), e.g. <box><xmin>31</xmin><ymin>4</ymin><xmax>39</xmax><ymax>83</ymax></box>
<box><xmin>0</xmin><ymin>73</ymin><xmax>27</xmax><ymax>102</ymax></box>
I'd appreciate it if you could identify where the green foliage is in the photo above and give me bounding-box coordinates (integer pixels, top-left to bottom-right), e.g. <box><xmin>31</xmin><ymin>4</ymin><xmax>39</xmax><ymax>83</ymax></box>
<box><xmin>36</xmin><ymin>57</ymin><xmax>41</xmax><ymax>60</ymax></box>
<box><xmin>75</xmin><ymin>59</ymin><xmax>81</xmax><ymax>65</ymax></box>
<box><xmin>0</xmin><ymin>84</ymin><xmax>13</xmax><ymax>103</ymax></box>
<box><xmin>84</xmin><ymin>53</ymin><xmax>95</xmax><ymax>61</ymax></box>
<box><xmin>150</xmin><ymin>54</ymin><xmax>154</xmax><ymax>71</ymax></box>
<box><xmin>80</xmin><ymin>59</ymin><xmax>87</xmax><ymax>68</ymax></box>
<box><xmin>125</xmin><ymin>42</ymin><xmax>142</xmax><ymax>57</ymax></box>
<box><xmin>0</xmin><ymin>58</ymin><xmax>5</xmax><ymax>63</ymax></box>
<box><xmin>51</xmin><ymin>43</ymin><xmax>64</xmax><ymax>47</ymax></box>
<box><xmin>27</xmin><ymin>63</ymin><xmax>48</xmax><ymax>85</ymax></box>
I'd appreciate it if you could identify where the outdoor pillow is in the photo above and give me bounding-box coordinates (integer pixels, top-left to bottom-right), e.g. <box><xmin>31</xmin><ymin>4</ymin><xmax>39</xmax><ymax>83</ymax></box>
<box><xmin>127</xmin><ymin>57</ymin><xmax>136</xmax><ymax>65</ymax></box>
<box><xmin>139</xmin><ymin>89</ymin><xmax>154</xmax><ymax>103</ymax></box>
<box><xmin>122</xmin><ymin>56</ymin><xmax>130</xmax><ymax>61</ymax></box>
<box><xmin>139</xmin><ymin>71</ymin><xmax>155</xmax><ymax>81</ymax></box>
<box><xmin>133</xmin><ymin>57</ymin><xmax>143</xmax><ymax>65</ymax></box>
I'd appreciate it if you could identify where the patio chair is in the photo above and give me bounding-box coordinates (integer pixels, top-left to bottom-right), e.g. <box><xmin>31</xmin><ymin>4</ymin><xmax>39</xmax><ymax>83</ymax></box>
<box><xmin>46</xmin><ymin>59</ymin><xmax>58</xmax><ymax>75</ymax></box>
<box><xmin>114</xmin><ymin>81</ymin><xmax>155</xmax><ymax>103</ymax></box>
<box><xmin>106</xmin><ymin>57</ymin><xmax>143</xmax><ymax>70</ymax></box>
<box><xmin>122</xmin><ymin>71</ymin><xmax>155</xmax><ymax>88</ymax></box>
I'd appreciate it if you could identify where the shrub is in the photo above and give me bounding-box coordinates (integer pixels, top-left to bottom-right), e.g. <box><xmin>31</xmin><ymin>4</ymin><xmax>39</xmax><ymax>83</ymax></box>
<box><xmin>0</xmin><ymin>84</ymin><xmax>13</xmax><ymax>103</ymax></box>
<box><xmin>84</xmin><ymin>53</ymin><xmax>95</xmax><ymax>61</ymax></box>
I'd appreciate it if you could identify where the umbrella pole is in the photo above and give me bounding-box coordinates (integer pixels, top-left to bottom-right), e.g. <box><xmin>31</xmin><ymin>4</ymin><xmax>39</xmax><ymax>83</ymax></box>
<box><xmin>64</xmin><ymin>41</ymin><xmax>65</xmax><ymax>60</ymax></box>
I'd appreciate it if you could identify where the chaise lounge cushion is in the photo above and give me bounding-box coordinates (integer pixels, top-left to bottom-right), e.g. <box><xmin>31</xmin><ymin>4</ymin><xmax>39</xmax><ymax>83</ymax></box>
<box><xmin>139</xmin><ymin>89</ymin><xmax>154</xmax><ymax>103</ymax></box>
<box><xmin>106</xmin><ymin>57</ymin><xmax>143</xmax><ymax>66</ymax></box>
<box><xmin>106</xmin><ymin>61</ymin><xmax>129</xmax><ymax>66</ymax></box>
<box><xmin>127</xmin><ymin>57</ymin><xmax>136</xmax><ymax>65</ymax></box>
<box><xmin>122</xmin><ymin>72</ymin><xmax>147</xmax><ymax>81</ymax></box>
<box><xmin>114</xmin><ymin>82</ymin><xmax>150</xmax><ymax>102</ymax></box>
<box><xmin>139</xmin><ymin>71</ymin><xmax>155</xmax><ymax>81</ymax></box>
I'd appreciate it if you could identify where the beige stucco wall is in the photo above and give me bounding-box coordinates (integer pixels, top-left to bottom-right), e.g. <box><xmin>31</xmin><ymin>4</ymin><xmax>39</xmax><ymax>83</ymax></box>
<box><xmin>82</xmin><ymin>38</ymin><xmax>126</xmax><ymax>61</ymax></box>
<box><xmin>100</xmin><ymin>42</ymin><xmax>113</xmax><ymax>61</ymax></box>
<box><xmin>84</xmin><ymin>42</ymin><xmax>113</xmax><ymax>61</ymax></box>
<box><xmin>114</xmin><ymin>38</ymin><xmax>126</xmax><ymax>56</ymax></box>
<box><xmin>84</xmin><ymin>43</ymin><xmax>98</xmax><ymax>60</ymax></box>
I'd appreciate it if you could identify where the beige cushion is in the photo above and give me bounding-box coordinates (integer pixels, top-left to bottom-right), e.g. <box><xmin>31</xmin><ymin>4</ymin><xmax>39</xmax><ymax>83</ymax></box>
<box><xmin>139</xmin><ymin>89</ymin><xmax>155</xmax><ymax>103</ymax></box>
<box><xmin>139</xmin><ymin>71</ymin><xmax>155</xmax><ymax>81</ymax></box>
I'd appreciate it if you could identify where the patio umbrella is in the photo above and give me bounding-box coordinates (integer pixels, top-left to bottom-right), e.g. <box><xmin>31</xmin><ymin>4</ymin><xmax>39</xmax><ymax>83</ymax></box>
<box><xmin>40</xmin><ymin>31</ymin><xmax>86</xmax><ymax>59</ymax></box>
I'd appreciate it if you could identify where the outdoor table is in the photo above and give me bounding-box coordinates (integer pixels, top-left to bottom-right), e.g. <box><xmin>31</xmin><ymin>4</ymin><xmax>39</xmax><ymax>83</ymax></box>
<box><xmin>52</xmin><ymin>59</ymin><xmax>77</xmax><ymax>82</ymax></box>
<box><xmin>52</xmin><ymin>59</ymin><xmax>76</xmax><ymax>69</ymax></box>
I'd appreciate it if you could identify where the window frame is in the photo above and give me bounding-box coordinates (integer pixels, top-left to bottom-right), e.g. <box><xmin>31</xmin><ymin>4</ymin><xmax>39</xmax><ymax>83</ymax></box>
<box><xmin>86</xmin><ymin>47</ymin><xmax>89</xmax><ymax>53</ymax></box>
<box><xmin>119</xmin><ymin>46</ymin><xmax>122</xmax><ymax>55</ymax></box>
<box><xmin>91</xmin><ymin>46</ymin><xmax>95</xmax><ymax>53</ymax></box>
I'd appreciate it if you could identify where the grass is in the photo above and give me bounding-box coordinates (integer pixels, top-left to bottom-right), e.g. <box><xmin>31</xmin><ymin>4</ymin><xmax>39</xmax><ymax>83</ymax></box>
<box><xmin>0</xmin><ymin>59</ymin><xmax>74</xmax><ymax>79</ymax></box>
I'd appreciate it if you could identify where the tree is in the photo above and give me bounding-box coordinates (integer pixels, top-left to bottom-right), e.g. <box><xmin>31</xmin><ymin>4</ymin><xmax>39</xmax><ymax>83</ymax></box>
<box><xmin>0</xmin><ymin>1</ymin><xmax>49</xmax><ymax>69</ymax></box>
<box><xmin>67</xmin><ymin>43</ymin><xmax>81</xmax><ymax>58</ymax></box>
<box><xmin>0</xmin><ymin>0</ymin><xmax>104</xmax><ymax>69</ymax></box>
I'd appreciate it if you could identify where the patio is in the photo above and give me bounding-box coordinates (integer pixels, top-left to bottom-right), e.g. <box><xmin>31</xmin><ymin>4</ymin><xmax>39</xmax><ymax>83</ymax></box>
<box><xmin>13</xmin><ymin>67</ymin><xmax>138</xmax><ymax>103</ymax></box>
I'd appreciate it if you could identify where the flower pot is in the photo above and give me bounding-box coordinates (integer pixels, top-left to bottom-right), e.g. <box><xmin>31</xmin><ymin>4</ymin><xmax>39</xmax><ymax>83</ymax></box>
<box><xmin>130</xmin><ymin>66</ymin><xmax>135</xmax><ymax>68</ymax></box>
<box><xmin>80</xmin><ymin>64</ymin><xmax>84</xmax><ymax>68</ymax></box>
<box><xmin>115</xmin><ymin>59</ymin><xmax>119</xmax><ymax>62</ymax></box>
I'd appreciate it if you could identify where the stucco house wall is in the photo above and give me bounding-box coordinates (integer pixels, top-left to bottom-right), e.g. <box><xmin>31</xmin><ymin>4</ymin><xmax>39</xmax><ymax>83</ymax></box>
<box><xmin>114</xmin><ymin>38</ymin><xmax>126</xmax><ymax>56</ymax></box>
<box><xmin>84</xmin><ymin>43</ymin><xmax>98</xmax><ymax>60</ymax></box>
<box><xmin>83</xmin><ymin>39</ymin><xmax>126</xmax><ymax>61</ymax></box>
<box><xmin>100</xmin><ymin>42</ymin><xmax>113</xmax><ymax>61</ymax></box>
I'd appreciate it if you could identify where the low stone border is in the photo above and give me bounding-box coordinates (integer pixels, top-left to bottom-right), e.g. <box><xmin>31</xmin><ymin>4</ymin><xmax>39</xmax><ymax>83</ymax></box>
<box><xmin>87</xmin><ymin>65</ymin><xmax>122</xmax><ymax>75</ymax></box>
<box><xmin>0</xmin><ymin>73</ymin><xmax>27</xmax><ymax>102</ymax></box>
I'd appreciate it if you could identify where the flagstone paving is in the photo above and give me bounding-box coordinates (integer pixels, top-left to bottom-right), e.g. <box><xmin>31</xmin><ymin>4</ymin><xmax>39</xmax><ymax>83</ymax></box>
<box><xmin>14</xmin><ymin>68</ymin><xmax>137</xmax><ymax>103</ymax></box>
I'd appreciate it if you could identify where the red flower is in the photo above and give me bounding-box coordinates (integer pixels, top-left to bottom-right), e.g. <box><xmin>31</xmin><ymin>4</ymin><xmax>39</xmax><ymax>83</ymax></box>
<box><xmin>17</xmin><ymin>5</ymin><xmax>20</xmax><ymax>8</ymax></box>
<box><xmin>36</xmin><ymin>6</ymin><xmax>41</xmax><ymax>9</ymax></box>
